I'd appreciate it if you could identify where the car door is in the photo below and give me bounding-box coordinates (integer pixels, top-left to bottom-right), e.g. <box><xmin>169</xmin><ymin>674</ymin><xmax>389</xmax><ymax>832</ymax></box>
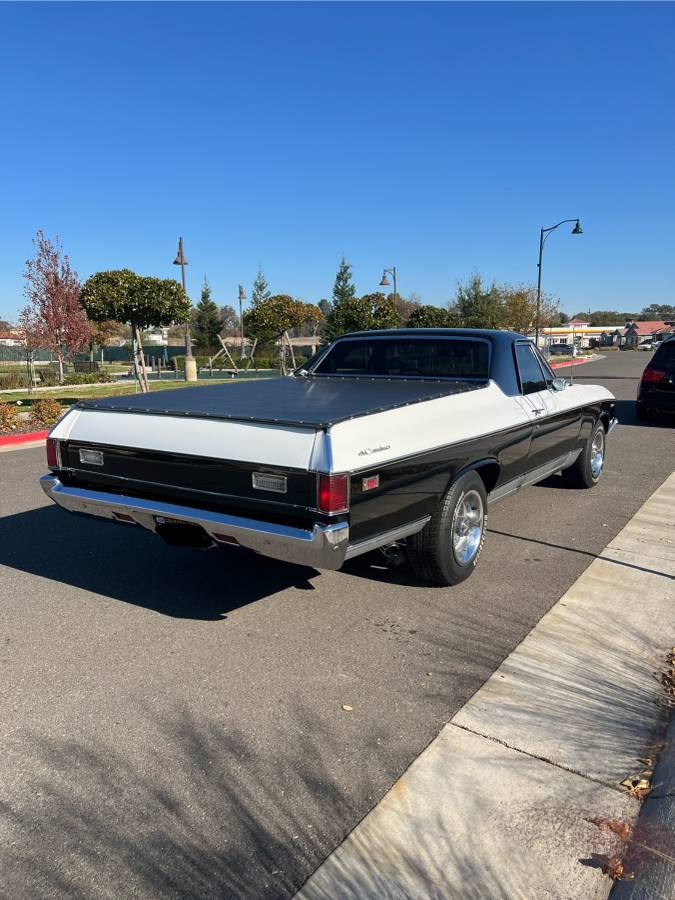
<box><xmin>514</xmin><ymin>342</ymin><xmax>580</xmax><ymax>474</ymax></box>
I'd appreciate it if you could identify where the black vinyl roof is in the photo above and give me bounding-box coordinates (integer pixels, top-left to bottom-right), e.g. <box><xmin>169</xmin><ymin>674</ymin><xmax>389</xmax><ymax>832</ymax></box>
<box><xmin>315</xmin><ymin>328</ymin><xmax>524</xmax><ymax>396</ymax></box>
<box><xmin>77</xmin><ymin>376</ymin><xmax>485</xmax><ymax>429</ymax></box>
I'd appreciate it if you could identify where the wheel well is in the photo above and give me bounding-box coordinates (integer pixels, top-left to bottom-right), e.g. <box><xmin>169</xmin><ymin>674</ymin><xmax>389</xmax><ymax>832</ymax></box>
<box><xmin>468</xmin><ymin>461</ymin><xmax>501</xmax><ymax>495</ymax></box>
<box><xmin>599</xmin><ymin>410</ymin><xmax>611</xmax><ymax>432</ymax></box>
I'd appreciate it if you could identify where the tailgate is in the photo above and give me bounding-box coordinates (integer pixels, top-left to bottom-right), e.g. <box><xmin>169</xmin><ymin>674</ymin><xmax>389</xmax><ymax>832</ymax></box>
<box><xmin>50</xmin><ymin>409</ymin><xmax>320</xmax><ymax>513</ymax></box>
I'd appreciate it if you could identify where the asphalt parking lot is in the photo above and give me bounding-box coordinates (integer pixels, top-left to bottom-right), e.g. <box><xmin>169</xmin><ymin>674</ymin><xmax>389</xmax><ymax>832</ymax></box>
<box><xmin>0</xmin><ymin>350</ymin><xmax>672</xmax><ymax>899</ymax></box>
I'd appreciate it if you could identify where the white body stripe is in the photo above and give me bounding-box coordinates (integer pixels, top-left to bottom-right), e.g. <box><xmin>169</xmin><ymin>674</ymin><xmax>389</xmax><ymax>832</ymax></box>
<box><xmin>50</xmin><ymin>409</ymin><xmax>318</xmax><ymax>470</ymax></box>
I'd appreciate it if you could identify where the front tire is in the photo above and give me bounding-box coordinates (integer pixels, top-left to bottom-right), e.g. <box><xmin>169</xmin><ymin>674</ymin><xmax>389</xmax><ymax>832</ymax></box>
<box><xmin>561</xmin><ymin>420</ymin><xmax>606</xmax><ymax>488</ymax></box>
<box><xmin>408</xmin><ymin>471</ymin><xmax>487</xmax><ymax>586</ymax></box>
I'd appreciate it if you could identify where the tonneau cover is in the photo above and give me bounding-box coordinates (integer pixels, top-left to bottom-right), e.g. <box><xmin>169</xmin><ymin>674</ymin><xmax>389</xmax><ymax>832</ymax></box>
<box><xmin>78</xmin><ymin>376</ymin><xmax>485</xmax><ymax>429</ymax></box>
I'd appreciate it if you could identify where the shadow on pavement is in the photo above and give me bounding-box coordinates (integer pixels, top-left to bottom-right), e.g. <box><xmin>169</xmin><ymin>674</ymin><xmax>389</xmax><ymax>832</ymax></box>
<box><xmin>0</xmin><ymin>702</ymin><xmax>576</xmax><ymax>900</ymax></box>
<box><xmin>0</xmin><ymin>505</ymin><xmax>319</xmax><ymax>620</ymax></box>
<box><xmin>488</xmin><ymin>528</ymin><xmax>674</xmax><ymax>581</ymax></box>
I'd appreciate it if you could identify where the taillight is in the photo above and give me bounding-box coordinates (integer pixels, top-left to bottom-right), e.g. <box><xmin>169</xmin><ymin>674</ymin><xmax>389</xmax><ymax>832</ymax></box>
<box><xmin>46</xmin><ymin>438</ymin><xmax>58</xmax><ymax>468</ymax></box>
<box><xmin>317</xmin><ymin>473</ymin><xmax>349</xmax><ymax>514</ymax></box>
<box><xmin>642</xmin><ymin>367</ymin><xmax>666</xmax><ymax>383</ymax></box>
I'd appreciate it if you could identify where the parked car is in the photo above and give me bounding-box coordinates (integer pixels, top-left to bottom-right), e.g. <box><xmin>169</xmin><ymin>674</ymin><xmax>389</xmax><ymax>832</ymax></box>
<box><xmin>549</xmin><ymin>343</ymin><xmax>576</xmax><ymax>357</ymax></box>
<box><xmin>41</xmin><ymin>329</ymin><xmax>617</xmax><ymax>587</ymax></box>
<box><xmin>636</xmin><ymin>336</ymin><xmax>675</xmax><ymax>420</ymax></box>
<box><xmin>639</xmin><ymin>341</ymin><xmax>655</xmax><ymax>351</ymax></box>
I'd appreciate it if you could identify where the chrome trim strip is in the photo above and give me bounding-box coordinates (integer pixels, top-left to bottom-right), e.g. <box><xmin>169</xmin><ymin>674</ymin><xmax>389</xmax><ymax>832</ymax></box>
<box><xmin>40</xmin><ymin>475</ymin><xmax>349</xmax><ymax>570</ymax></box>
<box><xmin>487</xmin><ymin>449</ymin><xmax>582</xmax><ymax>505</ymax></box>
<box><xmin>344</xmin><ymin>516</ymin><xmax>431</xmax><ymax>561</ymax></box>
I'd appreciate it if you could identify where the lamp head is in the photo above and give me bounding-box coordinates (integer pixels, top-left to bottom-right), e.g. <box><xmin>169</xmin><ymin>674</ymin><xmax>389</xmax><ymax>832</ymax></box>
<box><xmin>379</xmin><ymin>272</ymin><xmax>390</xmax><ymax>287</ymax></box>
<box><xmin>571</xmin><ymin>219</ymin><xmax>583</xmax><ymax>235</ymax></box>
<box><xmin>238</xmin><ymin>285</ymin><xmax>246</xmax><ymax>301</ymax></box>
<box><xmin>173</xmin><ymin>237</ymin><xmax>188</xmax><ymax>266</ymax></box>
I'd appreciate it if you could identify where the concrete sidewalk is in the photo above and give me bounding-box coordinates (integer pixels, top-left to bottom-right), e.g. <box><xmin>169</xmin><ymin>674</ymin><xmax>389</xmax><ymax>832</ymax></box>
<box><xmin>296</xmin><ymin>473</ymin><xmax>675</xmax><ymax>900</ymax></box>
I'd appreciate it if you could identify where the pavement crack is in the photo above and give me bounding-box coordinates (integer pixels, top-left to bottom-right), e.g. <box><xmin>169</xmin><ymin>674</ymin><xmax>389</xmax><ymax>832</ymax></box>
<box><xmin>449</xmin><ymin>721</ymin><xmax>631</xmax><ymax>796</ymax></box>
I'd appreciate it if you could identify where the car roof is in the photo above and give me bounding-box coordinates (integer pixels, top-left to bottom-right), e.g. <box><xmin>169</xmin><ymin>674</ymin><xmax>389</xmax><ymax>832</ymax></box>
<box><xmin>334</xmin><ymin>327</ymin><xmax>526</xmax><ymax>346</ymax></box>
<box><xmin>325</xmin><ymin>328</ymin><xmax>527</xmax><ymax>395</ymax></box>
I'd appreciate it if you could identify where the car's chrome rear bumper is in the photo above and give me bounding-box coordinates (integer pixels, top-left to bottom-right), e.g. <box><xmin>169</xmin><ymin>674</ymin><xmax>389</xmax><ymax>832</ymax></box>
<box><xmin>40</xmin><ymin>474</ymin><xmax>350</xmax><ymax>570</ymax></box>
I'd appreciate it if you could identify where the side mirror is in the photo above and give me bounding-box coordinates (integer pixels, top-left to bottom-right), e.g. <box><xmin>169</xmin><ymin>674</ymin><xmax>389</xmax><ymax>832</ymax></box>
<box><xmin>551</xmin><ymin>377</ymin><xmax>568</xmax><ymax>392</ymax></box>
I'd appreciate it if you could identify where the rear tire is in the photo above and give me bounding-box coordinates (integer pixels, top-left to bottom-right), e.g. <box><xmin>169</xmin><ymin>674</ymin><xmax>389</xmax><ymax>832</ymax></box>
<box><xmin>561</xmin><ymin>420</ymin><xmax>606</xmax><ymax>489</ymax></box>
<box><xmin>635</xmin><ymin>402</ymin><xmax>649</xmax><ymax>420</ymax></box>
<box><xmin>408</xmin><ymin>471</ymin><xmax>487</xmax><ymax>586</ymax></box>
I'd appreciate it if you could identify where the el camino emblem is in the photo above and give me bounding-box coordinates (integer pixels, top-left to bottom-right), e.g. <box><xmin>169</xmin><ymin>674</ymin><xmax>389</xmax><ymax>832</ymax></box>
<box><xmin>358</xmin><ymin>444</ymin><xmax>391</xmax><ymax>457</ymax></box>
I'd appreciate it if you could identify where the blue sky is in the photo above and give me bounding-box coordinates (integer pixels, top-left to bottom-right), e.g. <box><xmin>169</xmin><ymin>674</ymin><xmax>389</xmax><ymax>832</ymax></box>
<box><xmin>1</xmin><ymin>1</ymin><xmax>673</xmax><ymax>320</ymax></box>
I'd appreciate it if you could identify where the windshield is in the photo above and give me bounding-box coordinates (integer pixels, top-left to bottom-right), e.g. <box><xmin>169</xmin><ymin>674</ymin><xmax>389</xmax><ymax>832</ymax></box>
<box><xmin>311</xmin><ymin>337</ymin><xmax>490</xmax><ymax>380</ymax></box>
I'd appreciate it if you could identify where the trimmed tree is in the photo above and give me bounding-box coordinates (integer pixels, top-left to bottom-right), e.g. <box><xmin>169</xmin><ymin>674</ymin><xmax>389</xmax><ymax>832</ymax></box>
<box><xmin>80</xmin><ymin>269</ymin><xmax>190</xmax><ymax>392</ymax></box>
<box><xmin>407</xmin><ymin>305</ymin><xmax>459</xmax><ymax>328</ymax></box>
<box><xmin>192</xmin><ymin>277</ymin><xmax>222</xmax><ymax>353</ymax></box>
<box><xmin>325</xmin><ymin>291</ymin><xmax>400</xmax><ymax>339</ymax></box>
<box><xmin>244</xmin><ymin>295</ymin><xmax>323</xmax><ymax>373</ymax></box>
<box><xmin>21</xmin><ymin>230</ymin><xmax>90</xmax><ymax>384</ymax></box>
<box><xmin>333</xmin><ymin>256</ymin><xmax>356</xmax><ymax>306</ymax></box>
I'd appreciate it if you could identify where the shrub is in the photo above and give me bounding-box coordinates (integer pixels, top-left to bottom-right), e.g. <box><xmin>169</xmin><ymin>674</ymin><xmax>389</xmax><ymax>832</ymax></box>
<box><xmin>0</xmin><ymin>402</ymin><xmax>20</xmax><ymax>432</ymax></box>
<box><xmin>29</xmin><ymin>398</ymin><xmax>62</xmax><ymax>428</ymax></box>
<box><xmin>63</xmin><ymin>371</ymin><xmax>113</xmax><ymax>385</ymax></box>
<box><xmin>0</xmin><ymin>372</ymin><xmax>30</xmax><ymax>390</ymax></box>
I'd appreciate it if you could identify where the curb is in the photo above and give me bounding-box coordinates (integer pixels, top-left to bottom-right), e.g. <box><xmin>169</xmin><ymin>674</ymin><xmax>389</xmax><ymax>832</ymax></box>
<box><xmin>610</xmin><ymin>704</ymin><xmax>675</xmax><ymax>899</ymax></box>
<box><xmin>0</xmin><ymin>430</ymin><xmax>48</xmax><ymax>449</ymax></box>
<box><xmin>550</xmin><ymin>355</ymin><xmax>598</xmax><ymax>369</ymax></box>
<box><xmin>296</xmin><ymin>472</ymin><xmax>675</xmax><ymax>900</ymax></box>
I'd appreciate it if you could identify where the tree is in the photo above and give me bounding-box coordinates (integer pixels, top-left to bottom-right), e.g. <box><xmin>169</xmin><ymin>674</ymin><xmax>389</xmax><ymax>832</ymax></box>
<box><xmin>251</xmin><ymin>267</ymin><xmax>271</xmax><ymax>305</ymax></box>
<box><xmin>0</xmin><ymin>320</ymin><xmax>11</xmax><ymax>331</ymax></box>
<box><xmin>451</xmin><ymin>275</ymin><xmax>503</xmax><ymax>329</ymax></box>
<box><xmin>393</xmin><ymin>293</ymin><xmax>421</xmax><ymax>323</ymax></box>
<box><xmin>499</xmin><ymin>285</ymin><xmax>559</xmax><ymax>334</ymax></box>
<box><xmin>87</xmin><ymin>319</ymin><xmax>125</xmax><ymax>362</ymax></box>
<box><xmin>407</xmin><ymin>305</ymin><xmax>459</xmax><ymax>328</ymax></box>
<box><xmin>325</xmin><ymin>292</ymin><xmax>400</xmax><ymax>339</ymax></box>
<box><xmin>220</xmin><ymin>305</ymin><xmax>240</xmax><ymax>337</ymax></box>
<box><xmin>80</xmin><ymin>269</ymin><xmax>190</xmax><ymax>392</ymax></box>
<box><xmin>579</xmin><ymin>310</ymin><xmax>632</xmax><ymax>326</ymax></box>
<box><xmin>192</xmin><ymin>277</ymin><xmax>222</xmax><ymax>353</ymax></box>
<box><xmin>638</xmin><ymin>303</ymin><xmax>675</xmax><ymax>321</ymax></box>
<box><xmin>243</xmin><ymin>295</ymin><xmax>323</xmax><ymax>372</ymax></box>
<box><xmin>332</xmin><ymin>256</ymin><xmax>356</xmax><ymax>305</ymax></box>
<box><xmin>21</xmin><ymin>230</ymin><xmax>90</xmax><ymax>384</ymax></box>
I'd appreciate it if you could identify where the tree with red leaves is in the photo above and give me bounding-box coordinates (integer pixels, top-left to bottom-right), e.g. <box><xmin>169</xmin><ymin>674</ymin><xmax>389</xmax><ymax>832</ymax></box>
<box><xmin>21</xmin><ymin>230</ymin><xmax>90</xmax><ymax>384</ymax></box>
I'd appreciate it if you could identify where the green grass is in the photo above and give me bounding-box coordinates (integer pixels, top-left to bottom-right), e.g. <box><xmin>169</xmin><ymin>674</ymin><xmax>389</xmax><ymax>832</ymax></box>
<box><xmin>0</xmin><ymin>376</ymin><xmax>246</xmax><ymax>406</ymax></box>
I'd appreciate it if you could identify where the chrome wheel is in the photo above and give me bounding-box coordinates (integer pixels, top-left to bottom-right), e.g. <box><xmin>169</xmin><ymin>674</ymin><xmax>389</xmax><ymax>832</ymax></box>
<box><xmin>451</xmin><ymin>489</ymin><xmax>484</xmax><ymax>565</ymax></box>
<box><xmin>590</xmin><ymin>428</ymin><xmax>605</xmax><ymax>479</ymax></box>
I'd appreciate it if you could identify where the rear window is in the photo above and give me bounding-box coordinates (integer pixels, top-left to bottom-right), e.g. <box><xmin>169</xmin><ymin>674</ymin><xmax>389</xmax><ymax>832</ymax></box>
<box><xmin>312</xmin><ymin>338</ymin><xmax>490</xmax><ymax>380</ymax></box>
<box><xmin>653</xmin><ymin>341</ymin><xmax>675</xmax><ymax>366</ymax></box>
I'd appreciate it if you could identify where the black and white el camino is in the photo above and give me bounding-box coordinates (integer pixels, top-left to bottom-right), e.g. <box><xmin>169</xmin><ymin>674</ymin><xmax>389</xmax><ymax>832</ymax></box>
<box><xmin>41</xmin><ymin>329</ymin><xmax>616</xmax><ymax>586</ymax></box>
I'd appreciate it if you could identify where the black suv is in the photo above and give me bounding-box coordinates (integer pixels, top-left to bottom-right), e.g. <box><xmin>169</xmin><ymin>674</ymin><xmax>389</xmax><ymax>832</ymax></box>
<box><xmin>637</xmin><ymin>336</ymin><xmax>675</xmax><ymax>419</ymax></box>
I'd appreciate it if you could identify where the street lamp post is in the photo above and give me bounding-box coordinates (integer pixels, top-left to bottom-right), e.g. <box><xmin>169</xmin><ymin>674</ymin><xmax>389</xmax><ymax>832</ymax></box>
<box><xmin>535</xmin><ymin>219</ymin><xmax>582</xmax><ymax>348</ymax></box>
<box><xmin>238</xmin><ymin>284</ymin><xmax>246</xmax><ymax>355</ymax></box>
<box><xmin>173</xmin><ymin>236</ymin><xmax>197</xmax><ymax>382</ymax></box>
<box><xmin>379</xmin><ymin>266</ymin><xmax>397</xmax><ymax>305</ymax></box>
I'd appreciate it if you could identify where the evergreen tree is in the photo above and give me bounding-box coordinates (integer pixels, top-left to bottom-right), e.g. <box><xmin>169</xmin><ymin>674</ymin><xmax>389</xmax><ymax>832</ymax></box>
<box><xmin>332</xmin><ymin>256</ymin><xmax>356</xmax><ymax>305</ymax></box>
<box><xmin>251</xmin><ymin>267</ymin><xmax>271</xmax><ymax>305</ymax></box>
<box><xmin>192</xmin><ymin>277</ymin><xmax>222</xmax><ymax>352</ymax></box>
